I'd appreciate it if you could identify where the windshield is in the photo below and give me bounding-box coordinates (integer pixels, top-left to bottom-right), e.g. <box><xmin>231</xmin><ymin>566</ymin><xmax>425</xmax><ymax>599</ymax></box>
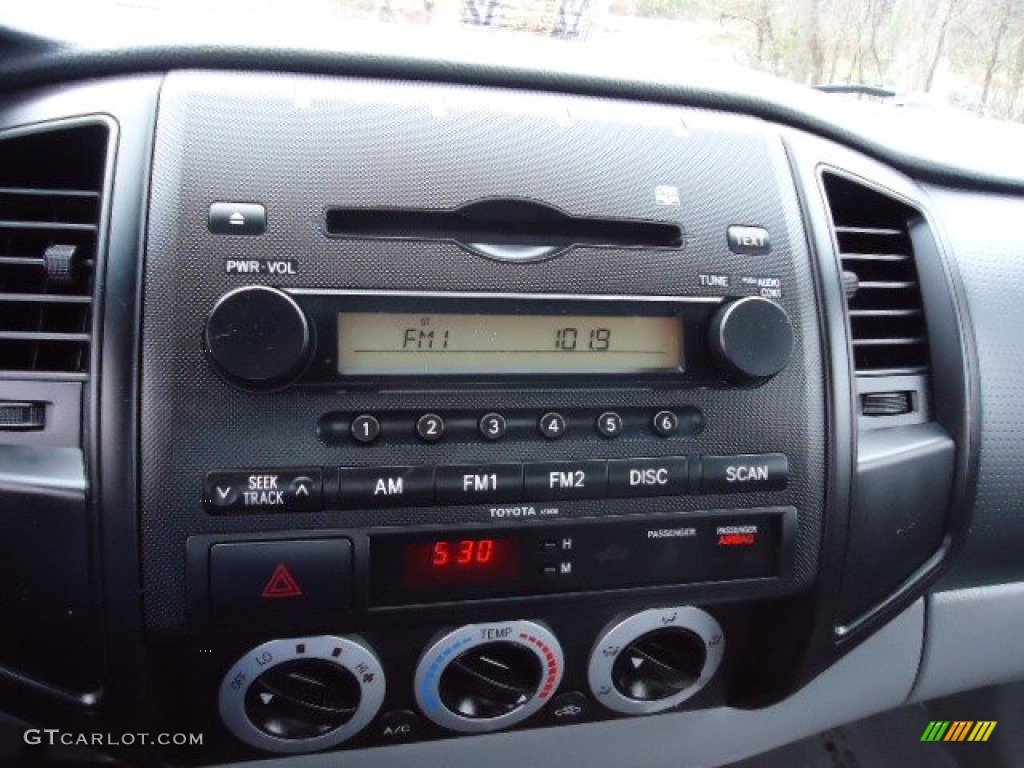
<box><xmin>12</xmin><ymin>0</ymin><xmax>1024</xmax><ymax>122</ymax></box>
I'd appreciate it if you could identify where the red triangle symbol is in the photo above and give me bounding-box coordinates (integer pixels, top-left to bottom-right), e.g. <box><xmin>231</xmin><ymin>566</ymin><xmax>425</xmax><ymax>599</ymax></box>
<box><xmin>261</xmin><ymin>563</ymin><xmax>304</xmax><ymax>599</ymax></box>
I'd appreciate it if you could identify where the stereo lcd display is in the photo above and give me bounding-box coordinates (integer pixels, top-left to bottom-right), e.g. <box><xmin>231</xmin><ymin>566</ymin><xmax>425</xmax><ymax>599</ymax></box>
<box><xmin>337</xmin><ymin>312</ymin><xmax>684</xmax><ymax>375</ymax></box>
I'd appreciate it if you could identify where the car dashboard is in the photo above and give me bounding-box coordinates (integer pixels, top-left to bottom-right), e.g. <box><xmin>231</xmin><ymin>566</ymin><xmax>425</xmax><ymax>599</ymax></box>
<box><xmin>0</xmin><ymin>30</ymin><xmax>1022</xmax><ymax>768</ymax></box>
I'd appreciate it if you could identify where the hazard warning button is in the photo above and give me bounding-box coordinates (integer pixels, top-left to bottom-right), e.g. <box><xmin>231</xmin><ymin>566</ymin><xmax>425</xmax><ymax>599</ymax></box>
<box><xmin>209</xmin><ymin>539</ymin><xmax>352</xmax><ymax>616</ymax></box>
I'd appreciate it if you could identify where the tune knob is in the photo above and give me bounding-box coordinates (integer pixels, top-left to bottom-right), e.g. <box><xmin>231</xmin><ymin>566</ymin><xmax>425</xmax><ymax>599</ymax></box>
<box><xmin>219</xmin><ymin>636</ymin><xmax>385</xmax><ymax>754</ymax></box>
<box><xmin>205</xmin><ymin>286</ymin><xmax>311</xmax><ymax>389</ymax></box>
<box><xmin>708</xmin><ymin>296</ymin><xmax>793</xmax><ymax>381</ymax></box>
<box><xmin>589</xmin><ymin>606</ymin><xmax>724</xmax><ymax>715</ymax></box>
<box><xmin>415</xmin><ymin>620</ymin><xmax>564</xmax><ymax>733</ymax></box>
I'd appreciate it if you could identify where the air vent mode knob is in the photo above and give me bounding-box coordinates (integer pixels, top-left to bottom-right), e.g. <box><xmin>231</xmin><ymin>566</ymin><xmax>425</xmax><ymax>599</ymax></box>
<box><xmin>219</xmin><ymin>636</ymin><xmax>385</xmax><ymax>754</ymax></box>
<box><xmin>205</xmin><ymin>286</ymin><xmax>311</xmax><ymax>389</ymax></box>
<box><xmin>589</xmin><ymin>606</ymin><xmax>724</xmax><ymax>715</ymax></box>
<box><xmin>415</xmin><ymin>620</ymin><xmax>564</xmax><ymax>733</ymax></box>
<box><xmin>708</xmin><ymin>296</ymin><xmax>794</xmax><ymax>381</ymax></box>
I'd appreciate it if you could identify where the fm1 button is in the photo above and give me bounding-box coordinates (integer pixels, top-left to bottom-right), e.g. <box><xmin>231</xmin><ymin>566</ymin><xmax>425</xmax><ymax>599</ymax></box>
<box><xmin>608</xmin><ymin>457</ymin><xmax>688</xmax><ymax>497</ymax></box>
<box><xmin>338</xmin><ymin>466</ymin><xmax>435</xmax><ymax>508</ymax></box>
<box><xmin>436</xmin><ymin>463</ymin><xmax>523</xmax><ymax>504</ymax></box>
<box><xmin>525</xmin><ymin>461</ymin><xmax>607</xmax><ymax>500</ymax></box>
<box><xmin>351</xmin><ymin>414</ymin><xmax>381</xmax><ymax>444</ymax></box>
<box><xmin>204</xmin><ymin>469</ymin><xmax>322</xmax><ymax>512</ymax></box>
<box><xmin>375</xmin><ymin>710</ymin><xmax>422</xmax><ymax>743</ymax></box>
<box><xmin>701</xmin><ymin>453</ymin><xmax>788</xmax><ymax>493</ymax></box>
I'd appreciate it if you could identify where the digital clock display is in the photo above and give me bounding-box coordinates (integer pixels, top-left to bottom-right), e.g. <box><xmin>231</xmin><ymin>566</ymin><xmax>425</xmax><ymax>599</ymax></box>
<box><xmin>403</xmin><ymin>537</ymin><xmax>522</xmax><ymax>588</ymax></box>
<box><xmin>337</xmin><ymin>312</ymin><xmax>684</xmax><ymax>376</ymax></box>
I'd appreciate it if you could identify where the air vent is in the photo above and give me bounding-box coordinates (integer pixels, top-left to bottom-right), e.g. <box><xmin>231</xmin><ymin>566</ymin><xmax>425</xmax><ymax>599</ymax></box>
<box><xmin>0</xmin><ymin>123</ymin><xmax>109</xmax><ymax>375</ymax></box>
<box><xmin>822</xmin><ymin>172</ymin><xmax>930</xmax><ymax>376</ymax></box>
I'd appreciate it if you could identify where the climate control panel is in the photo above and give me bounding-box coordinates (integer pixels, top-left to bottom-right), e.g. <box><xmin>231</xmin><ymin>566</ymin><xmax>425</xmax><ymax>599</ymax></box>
<box><xmin>217</xmin><ymin>608</ymin><xmax>725</xmax><ymax>755</ymax></box>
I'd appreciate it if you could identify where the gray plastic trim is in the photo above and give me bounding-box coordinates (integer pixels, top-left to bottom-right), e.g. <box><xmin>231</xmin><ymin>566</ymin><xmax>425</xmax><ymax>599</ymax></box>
<box><xmin>220</xmin><ymin>600</ymin><xmax>923</xmax><ymax>768</ymax></box>
<box><xmin>911</xmin><ymin>584</ymin><xmax>1024</xmax><ymax>703</ymax></box>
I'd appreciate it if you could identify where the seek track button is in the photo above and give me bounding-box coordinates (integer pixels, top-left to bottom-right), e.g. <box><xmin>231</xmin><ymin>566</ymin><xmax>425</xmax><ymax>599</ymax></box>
<box><xmin>204</xmin><ymin>469</ymin><xmax>322</xmax><ymax>513</ymax></box>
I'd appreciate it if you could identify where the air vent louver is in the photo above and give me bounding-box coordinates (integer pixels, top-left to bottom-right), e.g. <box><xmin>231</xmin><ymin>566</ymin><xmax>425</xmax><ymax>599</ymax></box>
<box><xmin>0</xmin><ymin>123</ymin><xmax>108</xmax><ymax>375</ymax></box>
<box><xmin>823</xmin><ymin>173</ymin><xmax>931</xmax><ymax>376</ymax></box>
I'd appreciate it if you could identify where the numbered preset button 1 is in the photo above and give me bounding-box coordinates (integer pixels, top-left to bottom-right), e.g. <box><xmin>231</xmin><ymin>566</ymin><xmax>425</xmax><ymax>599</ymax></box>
<box><xmin>351</xmin><ymin>414</ymin><xmax>381</xmax><ymax>444</ymax></box>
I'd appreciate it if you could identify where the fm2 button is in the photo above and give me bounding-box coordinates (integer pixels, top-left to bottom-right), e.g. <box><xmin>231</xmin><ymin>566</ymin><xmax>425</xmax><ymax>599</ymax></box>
<box><xmin>525</xmin><ymin>461</ymin><xmax>608</xmax><ymax>500</ymax></box>
<box><xmin>204</xmin><ymin>469</ymin><xmax>322</xmax><ymax>513</ymax></box>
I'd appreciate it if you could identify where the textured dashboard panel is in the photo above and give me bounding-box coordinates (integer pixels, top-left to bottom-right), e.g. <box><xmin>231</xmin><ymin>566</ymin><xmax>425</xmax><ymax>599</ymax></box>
<box><xmin>140</xmin><ymin>71</ymin><xmax>825</xmax><ymax>629</ymax></box>
<box><xmin>926</xmin><ymin>187</ymin><xmax>1024</xmax><ymax>587</ymax></box>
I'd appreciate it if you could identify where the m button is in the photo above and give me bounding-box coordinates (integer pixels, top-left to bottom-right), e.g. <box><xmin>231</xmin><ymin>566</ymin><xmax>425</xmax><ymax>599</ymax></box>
<box><xmin>608</xmin><ymin>457</ymin><xmax>688</xmax><ymax>497</ymax></box>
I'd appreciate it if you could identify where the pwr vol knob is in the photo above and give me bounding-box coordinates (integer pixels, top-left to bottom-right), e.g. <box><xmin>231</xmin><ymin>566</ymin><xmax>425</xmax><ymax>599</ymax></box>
<box><xmin>414</xmin><ymin>620</ymin><xmax>564</xmax><ymax>733</ymax></box>
<box><xmin>205</xmin><ymin>286</ymin><xmax>311</xmax><ymax>389</ymax></box>
<box><xmin>219</xmin><ymin>636</ymin><xmax>385</xmax><ymax>754</ymax></box>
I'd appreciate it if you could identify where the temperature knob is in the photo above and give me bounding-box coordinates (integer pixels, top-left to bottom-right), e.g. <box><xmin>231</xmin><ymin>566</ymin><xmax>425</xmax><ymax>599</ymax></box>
<box><xmin>414</xmin><ymin>620</ymin><xmax>564</xmax><ymax>734</ymax></box>
<box><xmin>205</xmin><ymin>286</ymin><xmax>311</xmax><ymax>389</ymax></box>
<box><xmin>589</xmin><ymin>606</ymin><xmax>724</xmax><ymax>715</ymax></box>
<box><xmin>219</xmin><ymin>636</ymin><xmax>385</xmax><ymax>754</ymax></box>
<box><xmin>708</xmin><ymin>296</ymin><xmax>793</xmax><ymax>381</ymax></box>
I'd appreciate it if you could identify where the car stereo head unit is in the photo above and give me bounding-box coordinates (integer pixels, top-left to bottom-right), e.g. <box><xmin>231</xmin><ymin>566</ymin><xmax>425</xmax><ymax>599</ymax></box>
<box><xmin>204</xmin><ymin>287</ymin><xmax>795</xmax><ymax>391</ymax></box>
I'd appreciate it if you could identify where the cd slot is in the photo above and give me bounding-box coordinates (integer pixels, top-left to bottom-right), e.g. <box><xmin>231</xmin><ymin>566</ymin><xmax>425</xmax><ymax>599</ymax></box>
<box><xmin>325</xmin><ymin>199</ymin><xmax>683</xmax><ymax>259</ymax></box>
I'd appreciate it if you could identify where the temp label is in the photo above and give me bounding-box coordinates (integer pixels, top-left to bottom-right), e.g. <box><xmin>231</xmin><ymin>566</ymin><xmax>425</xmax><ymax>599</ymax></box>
<box><xmin>224</xmin><ymin>259</ymin><xmax>299</xmax><ymax>275</ymax></box>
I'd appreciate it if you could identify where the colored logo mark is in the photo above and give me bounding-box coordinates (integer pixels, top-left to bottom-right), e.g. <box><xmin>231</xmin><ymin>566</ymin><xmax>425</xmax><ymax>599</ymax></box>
<box><xmin>921</xmin><ymin>721</ymin><xmax>997</xmax><ymax>742</ymax></box>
